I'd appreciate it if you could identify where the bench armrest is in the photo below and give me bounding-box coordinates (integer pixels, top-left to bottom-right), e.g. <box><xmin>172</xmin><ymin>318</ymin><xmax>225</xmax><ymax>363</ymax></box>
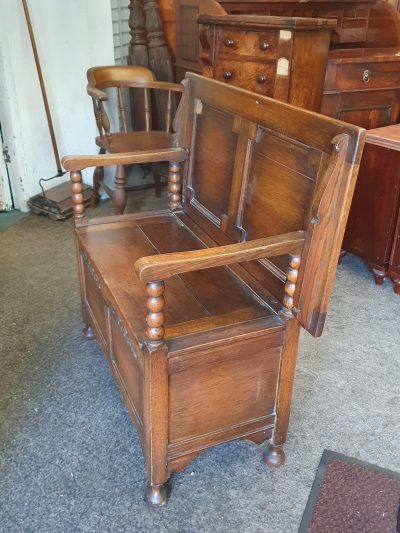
<box><xmin>135</xmin><ymin>231</ymin><xmax>306</xmax><ymax>282</ymax></box>
<box><xmin>62</xmin><ymin>148</ymin><xmax>188</xmax><ymax>171</ymax></box>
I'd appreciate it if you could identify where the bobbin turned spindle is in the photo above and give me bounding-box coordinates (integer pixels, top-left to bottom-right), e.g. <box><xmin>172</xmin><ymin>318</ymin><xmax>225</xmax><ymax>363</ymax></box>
<box><xmin>145</xmin><ymin>281</ymin><xmax>165</xmax><ymax>348</ymax></box>
<box><xmin>282</xmin><ymin>255</ymin><xmax>301</xmax><ymax>316</ymax></box>
<box><xmin>168</xmin><ymin>161</ymin><xmax>182</xmax><ymax>211</ymax></box>
<box><xmin>70</xmin><ymin>171</ymin><xmax>85</xmax><ymax>220</ymax></box>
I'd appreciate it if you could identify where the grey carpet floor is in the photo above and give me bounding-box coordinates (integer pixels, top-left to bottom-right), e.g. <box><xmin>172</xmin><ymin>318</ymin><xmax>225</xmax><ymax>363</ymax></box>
<box><xmin>0</xmin><ymin>210</ymin><xmax>26</xmax><ymax>231</ymax></box>
<box><xmin>1</xmin><ymin>189</ymin><xmax>399</xmax><ymax>533</ymax></box>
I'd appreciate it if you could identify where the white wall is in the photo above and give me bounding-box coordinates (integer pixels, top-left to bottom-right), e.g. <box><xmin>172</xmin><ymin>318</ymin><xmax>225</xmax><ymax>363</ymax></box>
<box><xmin>0</xmin><ymin>0</ymin><xmax>115</xmax><ymax>210</ymax></box>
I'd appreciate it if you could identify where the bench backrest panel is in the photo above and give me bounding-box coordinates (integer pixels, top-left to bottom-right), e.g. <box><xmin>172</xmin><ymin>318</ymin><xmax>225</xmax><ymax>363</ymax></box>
<box><xmin>190</xmin><ymin>105</ymin><xmax>236</xmax><ymax>224</ymax></box>
<box><xmin>176</xmin><ymin>74</ymin><xmax>365</xmax><ymax>336</ymax></box>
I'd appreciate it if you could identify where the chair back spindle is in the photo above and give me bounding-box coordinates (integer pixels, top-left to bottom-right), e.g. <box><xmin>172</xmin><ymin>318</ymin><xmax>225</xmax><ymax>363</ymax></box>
<box><xmin>92</xmin><ymin>99</ymin><xmax>104</xmax><ymax>139</ymax></box>
<box><xmin>99</xmin><ymin>101</ymin><xmax>112</xmax><ymax>141</ymax></box>
<box><xmin>144</xmin><ymin>88</ymin><xmax>152</xmax><ymax>131</ymax></box>
<box><xmin>117</xmin><ymin>87</ymin><xmax>128</xmax><ymax>133</ymax></box>
<box><xmin>166</xmin><ymin>90</ymin><xmax>172</xmax><ymax>132</ymax></box>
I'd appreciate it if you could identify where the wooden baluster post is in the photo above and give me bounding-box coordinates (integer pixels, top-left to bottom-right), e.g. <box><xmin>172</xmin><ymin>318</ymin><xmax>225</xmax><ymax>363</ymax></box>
<box><xmin>145</xmin><ymin>281</ymin><xmax>165</xmax><ymax>347</ymax></box>
<box><xmin>282</xmin><ymin>255</ymin><xmax>301</xmax><ymax>317</ymax></box>
<box><xmin>70</xmin><ymin>171</ymin><xmax>85</xmax><ymax>222</ymax></box>
<box><xmin>143</xmin><ymin>0</ymin><xmax>176</xmax><ymax>130</ymax></box>
<box><xmin>168</xmin><ymin>161</ymin><xmax>182</xmax><ymax>211</ymax></box>
<box><xmin>128</xmin><ymin>0</ymin><xmax>149</xmax><ymax>131</ymax></box>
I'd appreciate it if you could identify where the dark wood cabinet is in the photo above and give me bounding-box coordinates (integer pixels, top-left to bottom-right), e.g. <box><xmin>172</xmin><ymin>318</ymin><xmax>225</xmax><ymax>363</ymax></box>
<box><xmin>198</xmin><ymin>15</ymin><xmax>334</xmax><ymax>111</ymax></box>
<box><xmin>175</xmin><ymin>0</ymin><xmax>400</xmax><ymax>122</ymax></box>
<box><xmin>321</xmin><ymin>48</ymin><xmax>400</xmax><ymax>127</ymax></box>
<box><xmin>342</xmin><ymin>124</ymin><xmax>400</xmax><ymax>293</ymax></box>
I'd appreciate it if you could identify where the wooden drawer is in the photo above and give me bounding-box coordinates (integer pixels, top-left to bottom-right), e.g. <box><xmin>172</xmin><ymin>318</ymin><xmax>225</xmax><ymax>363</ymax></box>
<box><xmin>331</xmin><ymin>26</ymin><xmax>367</xmax><ymax>43</ymax></box>
<box><xmin>214</xmin><ymin>58</ymin><xmax>276</xmax><ymax>96</ymax></box>
<box><xmin>215</xmin><ymin>29</ymin><xmax>278</xmax><ymax>59</ymax></box>
<box><xmin>331</xmin><ymin>17</ymin><xmax>368</xmax><ymax>43</ymax></box>
<box><xmin>331</xmin><ymin>62</ymin><xmax>400</xmax><ymax>91</ymax></box>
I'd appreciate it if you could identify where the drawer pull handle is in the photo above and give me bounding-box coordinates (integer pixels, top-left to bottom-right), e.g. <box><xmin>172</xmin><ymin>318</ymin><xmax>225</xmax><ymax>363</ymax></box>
<box><xmin>257</xmin><ymin>74</ymin><xmax>267</xmax><ymax>84</ymax></box>
<box><xmin>259</xmin><ymin>41</ymin><xmax>269</xmax><ymax>51</ymax></box>
<box><xmin>222</xmin><ymin>71</ymin><xmax>233</xmax><ymax>80</ymax></box>
<box><xmin>362</xmin><ymin>69</ymin><xmax>370</xmax><ymax>83</ymax></box>
<box><xmin>224</xmin><ymin>39</ymin><xmax>235</xmax><ymax>48</ymax></box>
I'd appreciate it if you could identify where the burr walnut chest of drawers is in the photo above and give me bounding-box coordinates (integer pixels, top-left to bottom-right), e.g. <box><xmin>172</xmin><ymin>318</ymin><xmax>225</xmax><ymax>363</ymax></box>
<box><xmin>197</xmin><ymin>14</ymin><xmax>336</xmax><ymax>111</ymax></box>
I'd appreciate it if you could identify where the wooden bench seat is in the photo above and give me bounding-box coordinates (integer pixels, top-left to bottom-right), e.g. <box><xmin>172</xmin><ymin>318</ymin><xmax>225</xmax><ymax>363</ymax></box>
<box><xmin>62</xmin><ymin>73</ymin><xmax>365</xmax><ymax>507</ymax></box>
<box><xmin>77</xmin><ymin>210</ymin><xmax>278</xmax><ymax>347</ymax></box>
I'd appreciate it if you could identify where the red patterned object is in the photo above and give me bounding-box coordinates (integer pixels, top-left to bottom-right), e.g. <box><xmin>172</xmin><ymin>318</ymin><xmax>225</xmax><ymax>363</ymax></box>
<box><xmin>300</xmin><ymin>450</ymin><xmax>400</xmax><ymax>533</ymax></box>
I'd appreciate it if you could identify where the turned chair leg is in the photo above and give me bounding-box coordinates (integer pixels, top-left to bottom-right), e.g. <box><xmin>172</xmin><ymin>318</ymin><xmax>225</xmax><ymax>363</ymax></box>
<box><xmin>112</xmin><ymin>164</ymin><xmax>127</xmax><ymax>215</ymax></box>
<box><xmin>152</xmin><ymin>162</ymin><xmax>163</xmax><ymax>198</ymax></box>
<box><xmin>91</xmin><ymin>148</ymin><xmax>105</xmax><ymax>208</ymax></box>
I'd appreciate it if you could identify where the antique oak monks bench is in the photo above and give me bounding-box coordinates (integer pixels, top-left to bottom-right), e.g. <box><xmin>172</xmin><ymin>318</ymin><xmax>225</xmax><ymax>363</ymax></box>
<box><xmin>62</xmin><ymin>73</ymin><xmax>365</xmax><ymax>507</ymax></box>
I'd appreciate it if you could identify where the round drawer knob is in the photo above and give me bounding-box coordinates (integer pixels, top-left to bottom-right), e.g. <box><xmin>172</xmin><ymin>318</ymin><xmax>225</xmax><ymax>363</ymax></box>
<box><xmin>259</xmin><ymin>41</ymin><xmax>269</xmax><ymax>51</ymax></box>
<box><xmin>224</xmin><ymin>38</ymin><xmax>235</xmax><ymax>48</ymax></box>
<box><xmin>362</xmin><ymin>69</ymin><xmax>370</xmax><ymax>83</ymax></box>
<box><xmin>257</xmin><ymin>74</ymin><xmax>267</xmax><ymax>84</ymax></box>
<box><xmin>222</xmin><ymin>71</ymin><xmax>233</xmax><ymax>80</ymax></box>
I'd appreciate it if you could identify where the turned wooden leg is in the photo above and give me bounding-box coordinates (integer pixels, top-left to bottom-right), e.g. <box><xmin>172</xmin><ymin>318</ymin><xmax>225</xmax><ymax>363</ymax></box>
<box><xmin>262</xmin><ymin>444</ymin><xmax>286</xmax><ymax>468</ymax></box>
<box><xmin>91</xmin><ymin>148</ymin><xmax>105</xmax><ymax>208</ymax></box>
<box><xmin>143</xmin><ymin>281</ymin><xmax>170</xmax><ymax>507</ymax></box>
<box><xmin>267</xmin><ymin>316</ymin><xmax>300</xmax><ymax>467</ymax></box>
<box><xmin>371</xmin><ymin>267</ymin><xmax>386</xmax><ymax>286</ymax></box>
<box><xmin>145</xmin><ymin>482</ymin><xmax>170</xmax><ymax>507</ymax></box>
<box><xmin>82</xmin><ymin>324</ymin><xmax>95</xmax><ymax>340</ymax></box>
<box><xmin>112</xmin><ymin>165</ymin><xmax>127</xmax><ymax>215</ymax></box>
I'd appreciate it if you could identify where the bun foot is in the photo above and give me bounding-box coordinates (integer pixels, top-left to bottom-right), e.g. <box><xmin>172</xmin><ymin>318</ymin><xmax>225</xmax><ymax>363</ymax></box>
<box><xmin>144</xmin><ymin>482</ymin><xmax>170</xmax><ymax>508</ymax></box>
<box><xmin>371</xmin><ymin>268</ymin><xmax>386</xmax><ymax>286</ymax></box>
<box><xmin>391</xmin><ymin>277</ymin><xmax>400</xmax><ymax>295</ymax></box>
<box><xmin>82</xmin><ymin>324</ymin><xmax>95</xmax><ymax>340</ymax></box>
<box><xmin>263</xmin><ymin>445</ymin><xmax>286</xmax><ymax>468</ymax></box>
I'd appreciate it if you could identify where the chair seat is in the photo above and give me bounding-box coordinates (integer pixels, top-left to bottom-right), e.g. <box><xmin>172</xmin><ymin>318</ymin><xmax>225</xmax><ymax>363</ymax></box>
<box><xmin>76</xmin><ymin>211</ymin><xmax>282</xmax><ymax>347</ymax></box>
<box><xmin>96</xmin><ymin>131</ymin><xmax>174</xmax><ymax>154</ymax></box>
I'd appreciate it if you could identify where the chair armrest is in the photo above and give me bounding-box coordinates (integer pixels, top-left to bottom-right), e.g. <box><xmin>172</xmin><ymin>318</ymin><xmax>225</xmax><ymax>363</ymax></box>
<box><xmin>87</xmin><ymin>84</ymin><xmax>108</xmax><ymax>101</ymax></box>
<box><xmin>62</xmin><ymin>148</ymin><xmax>188</xmax><ymax>171</ymax></box>
<box><xmin>135</xmin><ymin>231</ymin><xmax>306</xmax><ymax>282</ymax></box>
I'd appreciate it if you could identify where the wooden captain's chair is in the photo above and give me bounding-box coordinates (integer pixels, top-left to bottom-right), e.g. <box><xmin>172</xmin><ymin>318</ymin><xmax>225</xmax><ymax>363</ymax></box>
<box><xmin>87</xmin><ymin>66</ymin><xmax>183</xmax><ymax>214</ymax></box>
